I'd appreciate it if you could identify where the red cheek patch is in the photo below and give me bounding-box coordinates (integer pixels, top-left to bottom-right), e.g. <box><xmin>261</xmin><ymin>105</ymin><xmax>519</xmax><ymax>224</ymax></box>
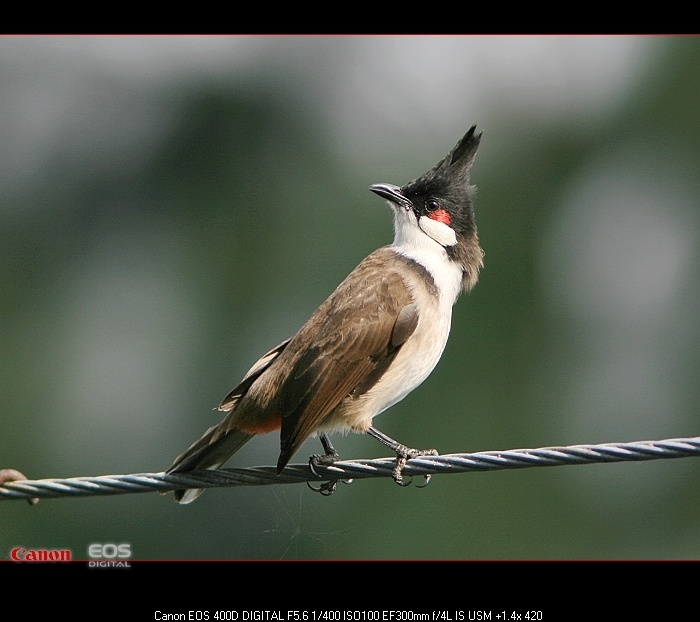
<box><xmin>428</xmin><ymin>209</ymin><xmax>451</xmax><ymax>225</ymax></box>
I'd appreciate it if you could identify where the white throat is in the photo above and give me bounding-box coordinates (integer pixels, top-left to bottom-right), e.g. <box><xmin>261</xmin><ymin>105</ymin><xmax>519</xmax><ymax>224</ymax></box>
<box><xmin>390</xmin><ymin>207</ymin><xmax>463</xmax><ymax>307</ymax></box>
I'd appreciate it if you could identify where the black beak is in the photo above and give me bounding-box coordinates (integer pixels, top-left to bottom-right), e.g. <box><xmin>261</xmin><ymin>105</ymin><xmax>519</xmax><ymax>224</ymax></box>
<box><xmin>369</xmin><ymin>183</ymin><xmax>412</xmax><ymax>209</ymax></box>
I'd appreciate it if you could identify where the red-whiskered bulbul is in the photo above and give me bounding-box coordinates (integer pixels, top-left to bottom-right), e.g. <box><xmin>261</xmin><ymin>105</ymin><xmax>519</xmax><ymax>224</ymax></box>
<box><xmin>167</xmin><ymin>126</ymin><xmax>483</xmax><ymax>503</ymax></box>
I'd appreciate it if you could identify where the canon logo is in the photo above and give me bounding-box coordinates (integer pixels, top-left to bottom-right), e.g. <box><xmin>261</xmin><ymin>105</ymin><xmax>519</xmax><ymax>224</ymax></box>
<box><xmin>10</xmin><ymin>547</ymin><xmax>72</xmax><ymax>561</ymax></box>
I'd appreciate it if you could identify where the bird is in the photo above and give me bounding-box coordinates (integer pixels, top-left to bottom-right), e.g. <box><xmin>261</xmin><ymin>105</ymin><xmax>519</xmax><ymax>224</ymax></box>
<box><xmin>166</xmin><ymin>125</ymin><xmax>484</xmax><ymax>503</ymax></box>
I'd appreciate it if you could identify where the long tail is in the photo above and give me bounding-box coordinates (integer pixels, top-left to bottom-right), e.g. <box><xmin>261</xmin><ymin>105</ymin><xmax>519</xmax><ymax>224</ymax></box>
<box><xmin>167</xmin><ymin>424</ymin><xmax>254</xmax><ymax>504</ymax></box>
<box><xmin>167</xmin><ymin>338</ymin><xmax>292</xmax><ymax>504</ymax></box>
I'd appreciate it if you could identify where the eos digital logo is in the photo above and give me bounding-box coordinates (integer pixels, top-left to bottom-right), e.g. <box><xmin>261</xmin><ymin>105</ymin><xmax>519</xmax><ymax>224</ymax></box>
<box><xmin>87</xmin><ymin>543</ymin><xmax>132</xmax><ymax>568</ymax></box>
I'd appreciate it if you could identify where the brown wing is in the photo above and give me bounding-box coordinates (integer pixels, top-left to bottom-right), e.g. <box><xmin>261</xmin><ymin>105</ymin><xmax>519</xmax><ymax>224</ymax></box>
<box><xmin>167</xmin><ymin>337</ymin><xmax>292</xmax><ymax>475</ymax></box>
<box><xmin>218</xmin><ymin>337</ymin><xmax>291</xmax><ymax>412</ymax></box>
<box><xmin>274</xmin><ymin>249</ymin><xmax>417</xmax><ymax>471</ymax></box>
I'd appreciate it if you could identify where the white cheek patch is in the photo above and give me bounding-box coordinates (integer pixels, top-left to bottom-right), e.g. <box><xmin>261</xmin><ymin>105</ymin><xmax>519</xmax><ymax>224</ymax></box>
<box><xmin>418</xmin><ymin>216</ymin><xmax>457</xmax><ymax>247</ymax></box>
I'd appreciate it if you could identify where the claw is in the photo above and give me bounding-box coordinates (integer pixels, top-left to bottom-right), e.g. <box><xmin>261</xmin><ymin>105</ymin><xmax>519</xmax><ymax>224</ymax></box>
<box><xmin>308</xmin><ymin>455</ymin><xmax>323</xmax><ymax>479</ymax></box>
<box><xmin>416</xmin><ymin>474</ymin><xmax>432</xmax><ymax>488</ymax></box>
<box><xmin>307</xmin><ymin>451</ymin><xmax>351</xmax><ymax>496</ymax></box>
<box><xmin>307</xmin><ymin>480</ymin><xmax>338</xmax><ymax>496</ymax></box>
<box><xmin>391</xmin><ymin>448</ymin><xmax>438</xmax><ymax>488</ymax></box>
<box><xmin>392</xmin><ymin>456</ymin><xmax>411</xmax><ymax>486</ymax></box>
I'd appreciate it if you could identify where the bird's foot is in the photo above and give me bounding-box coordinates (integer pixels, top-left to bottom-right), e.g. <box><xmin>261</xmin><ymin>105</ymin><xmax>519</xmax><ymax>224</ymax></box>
<box><xmin>366</xmin><ymin>427</ymin><xmax>439</xmax><ymax>488</ymax></box>
<box><xmin>307</xmin><ymin>478</ymin><xmax>338</xmax><ymax>496</ymax></box>
<box><xmin>392</xmin><ymin>446</ymin><xmax>439</xmax><ymax>487</ymax></box>
<box><xmin>307</xmin><ymin>449</ymin><xmax>352</xmax><ymax>496</ymax></box>
<box><xmin>308</xmin><ymin>449</ymin><xmax>340</xmax><ymax>477</ymax></box>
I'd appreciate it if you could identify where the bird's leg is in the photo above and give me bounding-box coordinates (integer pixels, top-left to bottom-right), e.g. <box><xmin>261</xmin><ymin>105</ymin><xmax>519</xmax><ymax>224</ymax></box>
<box><xmin>309</xmin><ymin>433</ymin><xmax>340</xmax><ymax>470</ymax></box>
<box><xmin>367</xmin><ymin>426</ymin><xmax>438</xmax><ymax>486</ymax></box>
<box><xmin>308</xmin><ymin>433</ymin><xmax>344</xmax><ymax>496</ymax></box>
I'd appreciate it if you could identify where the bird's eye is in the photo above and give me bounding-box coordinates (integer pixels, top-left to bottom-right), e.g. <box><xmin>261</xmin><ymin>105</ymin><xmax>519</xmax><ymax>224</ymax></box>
<box><xmin>426</xmin><ymin>199</ymin><xmax>440</xmax><ymax>212</ymax></box>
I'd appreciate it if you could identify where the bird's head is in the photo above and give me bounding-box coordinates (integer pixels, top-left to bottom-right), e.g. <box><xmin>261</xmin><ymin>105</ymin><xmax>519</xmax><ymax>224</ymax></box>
<box><xmin>370</xmin><ymin>125</ymin><xmax>483</xmax><ymax>291</ymax></box>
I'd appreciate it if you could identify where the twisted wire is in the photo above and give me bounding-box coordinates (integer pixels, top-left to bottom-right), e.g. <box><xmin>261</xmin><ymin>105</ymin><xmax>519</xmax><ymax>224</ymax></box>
<box><xmin>1</xmin><ymin>435</ymin><xmax>699</xmax><ymax>502</ymax></box>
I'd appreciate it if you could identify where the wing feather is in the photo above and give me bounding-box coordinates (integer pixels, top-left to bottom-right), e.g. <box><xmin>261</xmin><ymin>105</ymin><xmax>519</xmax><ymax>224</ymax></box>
<box><xmin>274</xmin><ymin>249</ymin><xmax>418</xmax><ymax>470</ymax></box>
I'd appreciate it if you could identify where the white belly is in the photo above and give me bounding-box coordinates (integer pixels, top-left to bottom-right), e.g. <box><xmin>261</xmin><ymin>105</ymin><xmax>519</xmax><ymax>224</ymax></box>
<box><xmin>333</xmin><ymin>246</ymin><xmax>462</xmax><ymax>433</ymax></box>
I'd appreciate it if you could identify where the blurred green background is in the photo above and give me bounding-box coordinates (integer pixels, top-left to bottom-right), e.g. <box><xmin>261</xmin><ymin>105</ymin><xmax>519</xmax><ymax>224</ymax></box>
<box><xmin>1</xmin><ymin>35</ymin><xmax>699</xmax><ymax>560</ymax></box>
